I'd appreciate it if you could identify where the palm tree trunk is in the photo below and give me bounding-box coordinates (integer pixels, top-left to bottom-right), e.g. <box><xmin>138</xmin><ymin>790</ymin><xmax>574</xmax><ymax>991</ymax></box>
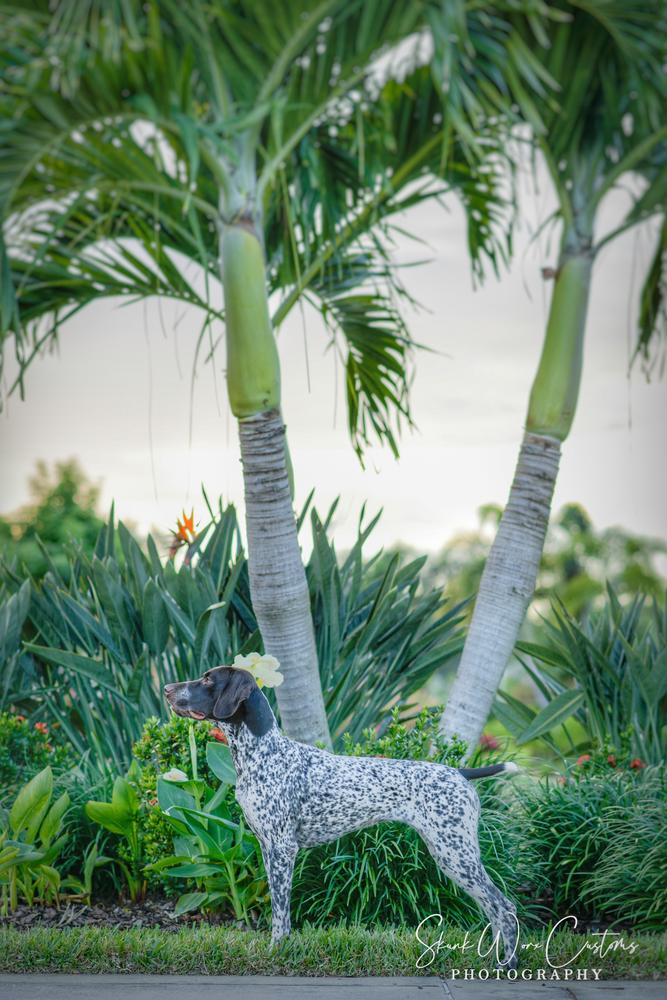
<box><xmin>221</xmin><ymin>220</ymin><xmax>331</xmax><ymax>747</ymax></box>
<box><xmin>440</xmin><ymin>247</ymin><xmax>593</xmax><ymax>752</ymax></box>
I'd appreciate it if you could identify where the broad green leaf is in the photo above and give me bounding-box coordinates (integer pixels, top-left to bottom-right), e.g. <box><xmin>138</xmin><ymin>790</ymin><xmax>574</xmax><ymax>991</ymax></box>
<box><xmin>206</xmin><ymin>742</ymin><xmax>236</xmax><ymax>786</ymax></box>
<box><xmin>10</xmin><ymin>767</ymin><xmax>53</xmax><ymax>840</ymax></box>
<box><xmin>39</xmin><ymin>792</ymin><xmax>70</xmax><ymax>847</ymax></box>
<box><xmin>165</xmin><ymin>863</ymin><xmax>222</xmax><ymax>878</ymax></box>
<box><xmin>174</xmin><ymin>891</ymin><xmax>208</xmax><ymax>915</ymax></box>
<box><xmin>111</xmin><ymin>777</ymin><xmax>139</xmax><ymax>816</ymax></box>
<box><xmin>85</xmin><ymin>801</ymin><xmax>131</xmax><ymax>837</ymax></box>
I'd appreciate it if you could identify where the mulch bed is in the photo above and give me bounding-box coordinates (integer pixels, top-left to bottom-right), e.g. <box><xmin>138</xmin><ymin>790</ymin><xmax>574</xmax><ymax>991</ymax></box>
<box><xmin>0</xmin><ymin>898</ymin><xmax>249</xmax><ymax>931</ymax></box>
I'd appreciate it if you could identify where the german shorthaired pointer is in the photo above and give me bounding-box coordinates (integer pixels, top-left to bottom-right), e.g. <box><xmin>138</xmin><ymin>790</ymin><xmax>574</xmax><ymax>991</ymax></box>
<box><xmin>165</xmin><ymin>667</ymin><xmax>519</xmax><ymax>967</ymax></box>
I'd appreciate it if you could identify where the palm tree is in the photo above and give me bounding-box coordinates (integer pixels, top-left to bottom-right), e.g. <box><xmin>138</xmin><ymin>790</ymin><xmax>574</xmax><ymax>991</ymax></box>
<box><xmin>1</xmin><ymin>1</ymin><xmax>526</xmax><ymax>743</ymax></box>
<box><xmin>440</xmin><ymin>0</ymin><xmax>667</xmax><ymax>751</ymax></box>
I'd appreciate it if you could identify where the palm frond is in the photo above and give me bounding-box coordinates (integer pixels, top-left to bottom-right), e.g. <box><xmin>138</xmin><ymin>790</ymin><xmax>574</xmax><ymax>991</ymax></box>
<box><xmin>634</xmin><ymin>217</ymin><xmax>667</xmax><ymax>372</ymax></box>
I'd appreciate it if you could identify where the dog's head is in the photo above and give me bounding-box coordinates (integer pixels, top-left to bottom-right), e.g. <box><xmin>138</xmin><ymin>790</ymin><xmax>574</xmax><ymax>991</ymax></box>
<box><xmin>164</xmin><ymin>666</ymin><xmax>275</xmax><ymax>737</ymax></box>
<box><xmin>164</xmin><ymin>666</ymin><xmax>258</xmax><ymax>724</ymax></box>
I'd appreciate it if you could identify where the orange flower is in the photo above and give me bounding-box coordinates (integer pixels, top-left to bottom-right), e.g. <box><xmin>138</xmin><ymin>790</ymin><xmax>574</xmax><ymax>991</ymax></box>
<box><xmin>630</xmin><ymin>758</ymin><xmax>646</xmax><ymax>770</ymax></box>
<box><xmin>168</xmin><ymin>509</ymin><xmax>197</xmax><ymax>559</ymax></box>
<box><xmin>181</xmin><ymin>509</ymin><xmax>195</xmax><ymax>537</ymax></box>
<box><xmin>34</xmin><ymin>722</ymin><xmax>49</xmax><ymax>735</ymax></box>
<box><xmin>576</xmin><ymin>754</ymin><xmax>591</xmax><ymax>767</ymax></box>
<box><xmin>15</xmin><ymin>714</ymin><xmax>26</xmax><ymax>723</ymax></box>
<box><xmin>210</xmin><ymin>728</ymin><xmax>228</xmax><ymax>744</ymax></box>
<box><xmin>479</xmin><ymin>733</ymin><xmax>500</xmax><ymax>752</ymax></box>
<box><xmin>558</xmin><ymin>776</ymin><xmax>567</xmax><ymax>786</ymax></box>
<box><xmin>607</xmin><ymin>754</ymin><xmax>617</xmax><ymax>767</ymax></box>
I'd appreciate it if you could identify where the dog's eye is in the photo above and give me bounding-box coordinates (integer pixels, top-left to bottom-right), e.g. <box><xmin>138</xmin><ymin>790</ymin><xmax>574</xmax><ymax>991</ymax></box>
<box><xmin>202</xmin><ymin>675</ymin><xmax>212</xmax><ymax>686</ymax></box>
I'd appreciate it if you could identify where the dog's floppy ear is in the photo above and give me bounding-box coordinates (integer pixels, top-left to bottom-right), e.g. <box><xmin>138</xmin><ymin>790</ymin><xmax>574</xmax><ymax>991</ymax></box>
<box><xmin>213</xmin><ymin>669</ymin><xmax>256</xmax><ymax>720</ymax></box>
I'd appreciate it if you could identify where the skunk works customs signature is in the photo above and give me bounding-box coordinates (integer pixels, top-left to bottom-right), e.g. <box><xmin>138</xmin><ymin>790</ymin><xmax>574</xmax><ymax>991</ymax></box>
<box><xmin>415</xmin><ymin>913</ymin><xmax>639</xmax><ymax>976</ymax></box>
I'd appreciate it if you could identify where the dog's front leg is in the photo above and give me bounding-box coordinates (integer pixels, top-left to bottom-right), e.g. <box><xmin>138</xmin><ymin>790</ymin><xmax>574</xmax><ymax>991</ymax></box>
<box><xmin>261</xmin><ymin>839</ymin><xmax>297</xmax><ymax>945</ymax></box>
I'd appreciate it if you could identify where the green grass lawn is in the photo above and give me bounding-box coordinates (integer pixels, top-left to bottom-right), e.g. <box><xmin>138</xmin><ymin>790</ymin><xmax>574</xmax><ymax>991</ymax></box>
<box><xmin>1</xmin><ymin>926</ymin><xmax>665</xmax><ymax>979</ymax></box>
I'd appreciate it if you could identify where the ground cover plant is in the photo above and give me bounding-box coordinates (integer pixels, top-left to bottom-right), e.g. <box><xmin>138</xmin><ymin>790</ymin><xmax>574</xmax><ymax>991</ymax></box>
<box><xmin>517</xmin><ymin>763</ymin><xmax>667</xmax><ymax>932</ymax></box>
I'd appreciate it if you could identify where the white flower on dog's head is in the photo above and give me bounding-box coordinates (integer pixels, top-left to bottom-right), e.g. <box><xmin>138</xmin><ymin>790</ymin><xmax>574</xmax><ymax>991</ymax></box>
<box><xmin>231</xmin><ymin>652</ymin><xmax>284</xmax><ymax>689</ymax></box>
<box><xmin>162</xmin><ymin>768</ymin><xmax>188</xmax><ymax>783</ymax></box>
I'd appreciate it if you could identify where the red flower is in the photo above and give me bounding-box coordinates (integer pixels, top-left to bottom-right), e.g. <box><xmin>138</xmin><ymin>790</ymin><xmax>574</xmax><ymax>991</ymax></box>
<box><xmin>630</xmin><ymin>758</ymin><xmax>646</xmax><ymax>770</ymax></box>
<box><xmin>558</xmin><ymin>776</ymin><xmax>567</xmax><ymax>785</ymax></box>
<box><xmin>479</xmin><ymin>733</ymin><xmax>500</xmax><ymax>752</ymax></box>
<box><xmin>34</xmin><ymin>722</ymin><xmax>49</xmax><ymax>735</ymax></box>
<box><xmin>607</xmin><ymin>754</ymin><xmax>617</xmax><ymax>767</ymax></box>
<box><xmin>210</xmin><ymin>728</ymin><xmax>228</xmax><ymax>744</ymax></box>
<box><xmin>15</xmin><ymin>714</ymin><xmax>26</xmax><ymax>723</ymax></box>
<box><xmin>576</xmin><ymin>754</ymin><xmax>591</xmax><ymax>767</ymax></box>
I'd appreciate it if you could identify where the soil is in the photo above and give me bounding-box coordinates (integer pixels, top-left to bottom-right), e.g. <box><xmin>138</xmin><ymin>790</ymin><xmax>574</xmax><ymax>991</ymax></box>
<box><xmin>0</xmin><ymin>898</ymin><xmax>255</xmax><ymax>932</ymax></box>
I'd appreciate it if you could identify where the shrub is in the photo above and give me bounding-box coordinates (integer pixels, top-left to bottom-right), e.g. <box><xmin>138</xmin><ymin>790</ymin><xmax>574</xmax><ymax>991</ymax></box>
<box><xmin>292</xmin><ymin>709</ymin><xmax>532</xmax><ymax>929</ymax></box>
<box><xmin>0</xmin><ymin>712</ymin><xmax>73</xmax><ymax>804</ymax></box>
<box><xmin>583</xmin><ymin>772</ymin><xmax>667</xmax><ymax>931</ymax></box>
<box><xmin>517</xmin><ymin>764</ymin><xmax>667</xmax><ymax>930</ymax></box>
<box><xmin>496</xmin><ymin>586</ymin><xmax>667</xmax><ymax>763</ymax></box>
<box><xmin>132</xmin><ymin>715</ymin><xmax>241</xmax><ymax>891</ymax></box>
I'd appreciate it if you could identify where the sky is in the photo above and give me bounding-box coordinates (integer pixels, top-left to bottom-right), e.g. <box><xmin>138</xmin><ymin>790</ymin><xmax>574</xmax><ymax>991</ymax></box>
<box><xmin>1</xmin><ymin>161</ymin><xmax>665</xmax><ymax>557</ymax></box>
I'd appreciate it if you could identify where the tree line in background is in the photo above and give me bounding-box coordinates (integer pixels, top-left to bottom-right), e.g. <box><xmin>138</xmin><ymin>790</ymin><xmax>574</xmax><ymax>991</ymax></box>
<box><xmin>1</xmin><ymin>1</ymin><xmax>665</xmax><ymax>751</ymax></box>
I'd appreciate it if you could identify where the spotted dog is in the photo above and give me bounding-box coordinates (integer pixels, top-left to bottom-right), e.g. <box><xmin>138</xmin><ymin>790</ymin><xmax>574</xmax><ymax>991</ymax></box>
<box><xmin>164</xmin><ymin>667</ymin><xmax>519</xmax><ymax>966</ymax></box>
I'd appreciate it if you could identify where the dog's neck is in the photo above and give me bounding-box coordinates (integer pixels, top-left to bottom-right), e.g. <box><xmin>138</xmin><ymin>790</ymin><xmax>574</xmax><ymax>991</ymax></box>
<box><xmin>217</xmin><ymin>688</ymin><xmax>278</xmax><ymax>772</ymax></box>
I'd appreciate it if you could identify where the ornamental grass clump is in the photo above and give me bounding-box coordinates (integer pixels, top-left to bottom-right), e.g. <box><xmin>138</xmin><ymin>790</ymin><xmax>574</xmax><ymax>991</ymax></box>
<box><xmin>516</xmin><ymin>762</ymin><xmax>667</xmax><ymax>930</ymax></box>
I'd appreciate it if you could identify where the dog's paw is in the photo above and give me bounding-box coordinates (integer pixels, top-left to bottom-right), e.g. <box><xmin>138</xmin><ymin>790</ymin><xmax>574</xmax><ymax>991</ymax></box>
<box><xmin>496</xmin><ymin>956</ymin><xmax>518</xmax><ymax>973</ymax></box>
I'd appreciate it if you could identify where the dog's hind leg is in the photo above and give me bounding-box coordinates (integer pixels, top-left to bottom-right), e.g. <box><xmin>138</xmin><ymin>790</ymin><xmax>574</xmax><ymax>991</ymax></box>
<box><xmin>417</xmin><ymin>819</ymin><xmax>518</xmax><ymax>969</ymax></box>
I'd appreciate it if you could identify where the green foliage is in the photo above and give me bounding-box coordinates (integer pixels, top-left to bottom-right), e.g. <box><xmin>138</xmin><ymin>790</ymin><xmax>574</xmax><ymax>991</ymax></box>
<box><xmin>0</xmin><ymin>0</ymin><xmax>552</xmax><ymax>457</ymax></box>
<box><xmin>133</xmin><ymin>715</ymin><xmax>222</xmax><ymax>788</ymax></box>
<box><xmin>496</xmin><ymin>586</ymin><xmax>667</xmax><ymax>764</ymax></box>
<box><xmin>583</xmin><ymin>776</ymin><xmax>667</xmax><ymax>931</ymax></box>
<box><xmin>293</xmin><ymin>710</ymin><xmax>528</xmax><ymax>929</ymax></box>
<box><xmin>342</xmin><ymin>706</ymin><xmax>467</xmax><ymax>765</ymax></box>
<box><xmin>85</xmin><ymin>763</ymin><xmax>145</xmax><ymax>902</ymax></box>
<box><xmin>517</xmin><ymin>765</ymin><xmax>667</xmax><ymax>931</ymax></box>
<box><xmin>132</xmin><ymin>714</ymin><xmax>230</xmax><ymax>892</ymax></box>
<box><xmin>0</xmin><ymin>460</ymin><xmax>104</xmax><ymax>580</ymax></box>
<box><xmin>148</xmin><ymin>757</ymin><xmax>269</xmax><ymax>924</ymax></box>
<box><xmin>513</xmin><ymin>1</ymin><xmax>667</xmax><ymax>361</ymax></box>
<box><xmin>0</xmin><ymin>767</ymin><xmax>70</xmax><ymax>913</ymax></box>
<box><xmin>59</xmin><ymin>842</ymin><xmax>112</xmax><ymax>907</ymax></box>
<box><xmin>0</xmin><ymin>712</ymin><xmax>73</xmax><ymax>804</ymax></box>
<box><xmin>0</xmin><ymin>498</ymin><xmax>462</xmax><ymax>774</ymax></box>
<box><xmin>308</xmin><ymin>501</ymin><xmax>465</xmax><ymax>742</ymax></box>
<box><xmin>1</xmin><ymin>502</ymin><xmax>253</xmax><ymax>777</ymax></box>
<box><xmin>420</xmin><ymin>502</ymin><xmax>666</xmax><ymax>620</ymax></box>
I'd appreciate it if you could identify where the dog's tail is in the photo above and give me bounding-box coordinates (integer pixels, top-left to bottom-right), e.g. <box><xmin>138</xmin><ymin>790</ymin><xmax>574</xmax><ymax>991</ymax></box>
<box><xmin>459</xmin><ymin>761</ymin><xmax>520</xmax><ymax>780</ymax></box>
